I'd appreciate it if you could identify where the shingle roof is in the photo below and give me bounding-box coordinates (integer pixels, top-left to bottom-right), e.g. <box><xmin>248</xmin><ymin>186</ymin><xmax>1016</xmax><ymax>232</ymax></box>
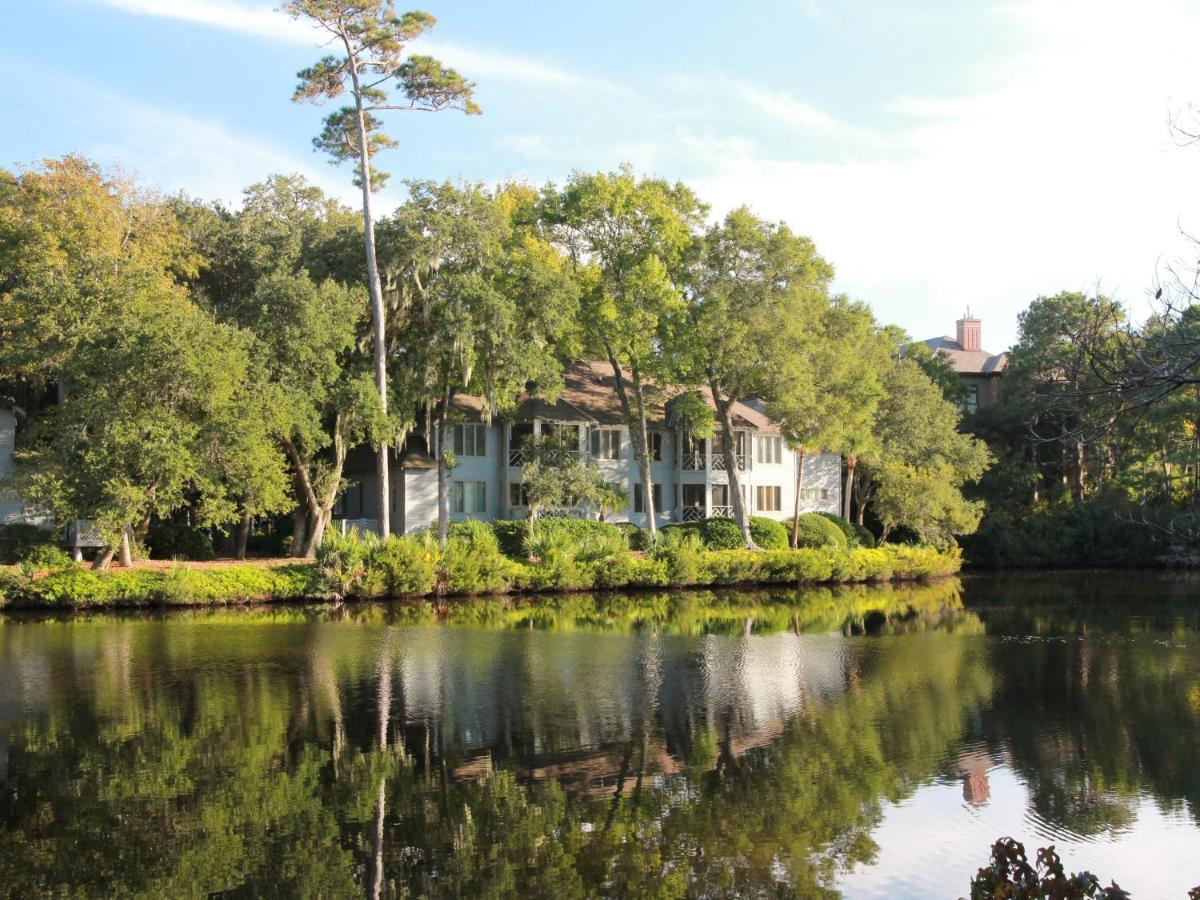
<box><xmin>453</xmin><ymin>361</ymin><xmax>780</xmax><ymax>432</ymax></box>
<box><xmin>921</xmin><ymin>336</ymin><xmax>1008</xmax><ymax>375</ymax></box>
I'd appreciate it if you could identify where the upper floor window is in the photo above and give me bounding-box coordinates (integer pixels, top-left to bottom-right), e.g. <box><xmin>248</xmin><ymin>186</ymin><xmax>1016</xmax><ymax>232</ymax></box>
<box><xmin>647</xmin><ymin>431</ymin><xmax>663</xmax><ymax>462</ymax></box>
<box><xmin>452</xmin><ymin>480</ymin><xmax>487</xmax><ymax>514</ymax></box>
<box><xmin>591</xmin><ymin>428</ymin><xmax>621</xmax><ymax>460</ymax></box>
<box><xmin>965</xmin><ymin>384</ymin><xmax>980</xmax><ymax>415</ymax></box>
<box><xmin>451</xmin><ymin>423</ymin><xmax>486</xmax><ymax>457</ymax></box>
<box><xmin>756</xmin><ymin>436</ymin><xmax>783</xmax><ymax>465</ymax></box>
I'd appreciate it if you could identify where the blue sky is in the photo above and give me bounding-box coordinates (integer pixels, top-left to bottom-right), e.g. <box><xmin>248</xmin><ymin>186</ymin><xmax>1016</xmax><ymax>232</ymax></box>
<box><xmin>4</xmin><ymin>0</ymin><xmax>1200</xmax><ymax>350</ymax></box>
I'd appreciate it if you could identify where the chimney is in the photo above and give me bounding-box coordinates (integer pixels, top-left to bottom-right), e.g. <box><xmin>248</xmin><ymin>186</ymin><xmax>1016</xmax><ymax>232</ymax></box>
<box><xmin>956</xmin><ymin>310</ymin><xmax>981</xmax><ymax>352</ymax></box>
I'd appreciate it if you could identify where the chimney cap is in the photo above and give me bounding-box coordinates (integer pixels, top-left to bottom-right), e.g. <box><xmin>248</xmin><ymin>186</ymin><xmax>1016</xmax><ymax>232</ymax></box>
<box><xmin>957</xmin><ymin>307</ymin><xmax>980</xmax><ymax>323</ymax></box>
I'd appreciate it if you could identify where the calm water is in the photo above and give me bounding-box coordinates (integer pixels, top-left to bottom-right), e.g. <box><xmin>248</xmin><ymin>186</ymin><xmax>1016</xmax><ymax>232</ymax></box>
<box><xmin>1</xmin><ymin>574</ymin><xmax>1199</xmax><ymax>898</ymax></box>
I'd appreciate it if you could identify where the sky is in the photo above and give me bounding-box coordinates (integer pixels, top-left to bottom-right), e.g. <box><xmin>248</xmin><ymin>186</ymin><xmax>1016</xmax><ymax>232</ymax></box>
<box><xmin>3</xmin><ymin>0</ymin><xmax>1200</xmax><ymax>351</ymax></box>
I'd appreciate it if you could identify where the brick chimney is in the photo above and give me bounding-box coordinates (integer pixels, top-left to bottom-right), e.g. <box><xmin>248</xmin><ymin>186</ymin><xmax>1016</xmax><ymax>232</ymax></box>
<box><xmin>956</xmin><ymin>311</ymin><xmax>981</xmax><ymax>352</ymax></box>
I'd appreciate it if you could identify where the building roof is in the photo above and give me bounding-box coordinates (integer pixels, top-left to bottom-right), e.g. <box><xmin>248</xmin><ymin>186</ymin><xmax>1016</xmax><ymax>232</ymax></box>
<box><xmin>920</xmin><ymin>336</ymin><xmax>1008</xmax><ymax>375</ymax></box>
<box><xmin>454</xmin><ymin>360</ymin><xmax>780</xmax><ymax>432</ymax></box>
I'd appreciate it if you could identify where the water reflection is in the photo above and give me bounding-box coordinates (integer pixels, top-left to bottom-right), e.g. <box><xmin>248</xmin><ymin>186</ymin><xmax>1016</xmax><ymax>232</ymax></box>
<box><xmin>0</xmin><ymin>576</ymin><xmax>1198</xmax><ymax>896</ymax></box>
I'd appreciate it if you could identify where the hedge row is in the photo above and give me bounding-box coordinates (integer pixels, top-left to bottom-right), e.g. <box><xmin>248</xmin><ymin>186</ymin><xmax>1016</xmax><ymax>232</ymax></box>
<box><xmin>0</xmin><ymin>540</ymin><xmax>960</xmax><ymax>609</ymax></box>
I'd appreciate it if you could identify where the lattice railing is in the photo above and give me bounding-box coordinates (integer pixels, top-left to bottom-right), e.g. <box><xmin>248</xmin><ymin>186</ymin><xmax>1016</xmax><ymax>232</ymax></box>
<box><xmin>681</xmin><ymin>451</ymin><xmax>705</xmax><ymax>471</ymax></box>
<box><xmin>709</xmin><ymin>505</ymin><xmax>734</xmax><ymax>518</ymax></box>
<box><xmin>335</xmin><ymin>518</ymin><xmax>380</xmax><ymax>536</ymax></box>
<box><xmin>681</xmin><ymin>506</ymin><xmax>705</xmax><ymax>522</ymax></box>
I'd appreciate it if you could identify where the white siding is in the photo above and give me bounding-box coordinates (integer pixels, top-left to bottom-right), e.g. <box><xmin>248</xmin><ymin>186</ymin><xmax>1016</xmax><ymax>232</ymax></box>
<box><xmin>402</xmin><ymin>468</ymin><xmax>440</xmax><ymax>533</ymax></box>
<box><xmin>0</xmin><ymin>409</ymin><xmax>28</xmax><ymax>525</ymax></box>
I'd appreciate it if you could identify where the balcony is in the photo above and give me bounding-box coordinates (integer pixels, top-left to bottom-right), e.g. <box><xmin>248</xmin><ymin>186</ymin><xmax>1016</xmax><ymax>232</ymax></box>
<box><xmin>682</xmin><ymin>506</ymin><xmax>704</xmax><ymax>522</ymax></box>
<box><xmin>709</xmin><ymin>505</ymin><xmax>733</xmax><ymax>518</ymax></box>
<box><xmin>708</xmin><ymin>453</ymin><xmax>746</xmax><ymax>472</ymax></box>
<box><xmin>682</xmin><ymin>451</ymin><xmax>705</xmax><ymax>471</ymax></box>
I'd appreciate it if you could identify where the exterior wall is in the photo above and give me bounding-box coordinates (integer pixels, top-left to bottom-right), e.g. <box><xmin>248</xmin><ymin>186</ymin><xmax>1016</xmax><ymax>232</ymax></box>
<box><xmin>338</xmin><ymin>421</ymin><xmax>843</xmax><ymax>533</ymax></box>
<box><xmin>0</xmin><ymin>409</ymin><xmax>29</xmax><ymax>525</ymax></box>
<box><xmin>961</xmin><ymin>373</ymin><xmax>1003</xmax><ymax>412</ymax></box>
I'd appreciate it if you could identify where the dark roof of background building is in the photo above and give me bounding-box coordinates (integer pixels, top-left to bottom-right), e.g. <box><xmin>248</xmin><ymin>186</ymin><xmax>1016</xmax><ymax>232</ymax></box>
<box><xmin>454</xmin><ymin>361</ymin><xmax>779</xmax><ymax>432</ymax></box>
<box><xmin>921</xmin><ymin>336</ymin><xmax>1008</xmax><ymax>375</ymax></box>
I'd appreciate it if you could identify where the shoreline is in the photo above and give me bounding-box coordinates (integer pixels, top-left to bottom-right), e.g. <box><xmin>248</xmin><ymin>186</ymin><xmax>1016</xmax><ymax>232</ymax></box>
<box><xmin>0</xmin><ymin>545</ymin><xmax>961</xmax><ymax>611</ymax></box>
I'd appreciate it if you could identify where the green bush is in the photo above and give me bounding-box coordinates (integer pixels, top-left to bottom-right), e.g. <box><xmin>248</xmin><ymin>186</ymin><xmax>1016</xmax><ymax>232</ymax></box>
<box><xmin>852</xmin><ymin>523</ymin><xmax>876</xmax><ymax>549</ymax></box>
<box><xmin>0</xmin><ymin>524</ymin><xmax>56</xmax><ymax>565</ymax></box>
<box><xmin>443</xmin><ymin>521</ymin><xmax>511</xmax><ymax>594</ymax></box>
<box><xmin>793</xmin><ymin>513</ymin><xmax>847</xmax><ymax>550</ymax></box>
<box><xmin>816</xmin><ymin>512</ymin><xmax>859</xmax><ymax>547</ymax></box>
<box><xmin>749</xmin><ymin>517</ymin><xmax>789</xmax><ymax>550</ymax></box>
<box><xmin>614</xmin><ymin>522</ymin><xmax>652</xmax><ymax>551</ymax></box>
<box><xmin>372</xmin><ymin>534</ymin><xmax>440</xmax><ymax>596</ymax></box>
<box><xmin>147</xmin><ymin>521</ymin><xmax>216</xmax><ymax>561</ymax></box>
<box><xmin>652</xmin><ymin>529</ymin><xmax>706</xmax><ymax>586</ymax></box>
<box><xmin>315</xmin><ymin>527</ymin><xmax>376</xmax><ymax>598</ymax></box>
<box><xmin>699</xmin><ymin>517</ymin><xmax>743</xmax><ymax>549</ymax></box>
<box><xmin>592</xmin><ymin>552</ymin><xmax>669</xmax><ymax>589</ymax></box>
<box><xmin>491</xmin><ymin>517</ymin><xmax>626</xmax><ymax>559</ymax></box>
<box><xmin>19</xmin><ymin>543</ymin><xmax>74</xmax><ymax>575</ymax></box>
<box><xmin>522</xmin><ymin>528</ymin><xmax>593</xmax><ymax>591</ymax></box>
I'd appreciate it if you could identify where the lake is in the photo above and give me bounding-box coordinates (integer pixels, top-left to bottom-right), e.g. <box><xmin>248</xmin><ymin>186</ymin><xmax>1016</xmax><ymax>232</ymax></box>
<box><xmin>1</xmin><ymin>573</ymin><xmax>1198</xmax><ymax>897</ymax></box>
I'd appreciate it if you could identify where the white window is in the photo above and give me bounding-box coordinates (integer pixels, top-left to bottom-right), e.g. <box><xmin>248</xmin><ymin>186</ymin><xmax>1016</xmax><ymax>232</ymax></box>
<box><xmin>800</xmin><ymin>487</ymin><xmax>829</xmax><ymax>501</ymax></box>
<box><xmin>648</xmin><ymin>431</ymin><xmax>663</xmax><ymax>462</ymax></box>
<box><xmin>756</xmin><ymin>436</ymin><xmax>783</xmax><ymax>465</ymax></box>
<box><xmin>756</xmin><ymin>485</ymin><xmax>782</xmax><ymax>512</ymax></box>
<box><xmin>965</xmin><ymin>384</ymin><xmax>980</xmax><ymax>415</ymax></box>
<box><xmin>634</xmin><ymin>483</ymin><xmax>663</xmax><ymax>514</ymax></box>
<box><xmin>451</xmin><ymin>423</ymin><xmax>486</xmax><ymax>457</ymax></box>
<box><xmin>452</xmin><ymin>481</ymin><xmax>487</xmax><ymax>514</ymax></box>
<box><xmin>591</xmin><ymin>428</ymin><xmax>621</xmax><ymax>460</ymax></box>
<box><xmin>509</xmin><ymin>482</ymin><xmax>528</xmax><ymax>507</ymax></box>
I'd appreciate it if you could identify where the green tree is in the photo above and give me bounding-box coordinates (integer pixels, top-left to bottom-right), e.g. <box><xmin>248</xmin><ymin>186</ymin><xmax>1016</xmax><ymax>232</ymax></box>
<box><xmin>178</xmin><ymin>176</ymin><xmax>380</xmax><ymax>557</ymax></box>
<box><xmin>860</xmin><ymin>357</ymin><xmax>991</xmax><ymax>543</ymax></box>
<box><xmin>547</xmin><ymin>166</ymin><xmax>706</xmax><ymax>538</ymax></box>
<box><xmin>284</xmin><ymin>0</ymin><xmax>480</xmax><ymax>538</ymax></box>
<box><xmin>379</xmin><ymin>181</ymin><xmax>580</xmax><ymax>544</ymax></box>
<box><xmin>677</xmin><ymin>207</ymin><xmax>835</xmax><ymax>547</ymax></box>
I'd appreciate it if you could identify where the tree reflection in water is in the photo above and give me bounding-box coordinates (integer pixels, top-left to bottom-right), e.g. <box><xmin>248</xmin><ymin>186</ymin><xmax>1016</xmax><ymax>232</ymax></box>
<box><xmin>0</xmin><ymin>576</ymin><xmax>1197</xmax><ymax>896</ymax></box>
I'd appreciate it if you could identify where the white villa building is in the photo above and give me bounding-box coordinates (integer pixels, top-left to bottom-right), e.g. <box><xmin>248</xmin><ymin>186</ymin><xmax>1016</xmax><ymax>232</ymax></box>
<box><xmin>0</xmin><ymin>404</ymin><xmax>28</xmax><ymax>526</ymax></box>
<box><xmin>335</xmin><ymin>361</ymin><xmax>842</xmax><ymax>534</ymax></box>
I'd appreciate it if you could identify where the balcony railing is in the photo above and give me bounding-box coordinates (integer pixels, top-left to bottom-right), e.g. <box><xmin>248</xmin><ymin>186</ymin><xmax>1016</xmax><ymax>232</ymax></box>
<box><xmin>682</xmin><ymin>451</ymin><xmax>705</xmax><ymax>471</ymax></box>
<box><xmin>335</xmin><ymin>518</ymin><xmax>380</xmax><ymax>536</ymax></box>
<box><xmin>682</xmin><ymin>506</ymin><xmax>704</xmax><ymax>522</ymax></box>
<box><xmin>508</xmin><ymin>448</ymin><xmax>527</xmax><ymax>466</ymax></box>
<box><xmin>710</xmin><ymin>505</ymin><xmax>734</xmax><ymax>518</ymax></box>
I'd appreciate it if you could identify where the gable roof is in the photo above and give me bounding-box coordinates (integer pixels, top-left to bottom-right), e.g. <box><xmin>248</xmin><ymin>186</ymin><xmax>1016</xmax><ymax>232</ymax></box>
<box><xmin>921</xmin><ymin>336</ymin><xmax>1008</xmax><ymax>375</ymax></box>
<box><xmin>454</xmin><ymin>361</ymin><xmax>780</xmax><ymax>432</ymax></box>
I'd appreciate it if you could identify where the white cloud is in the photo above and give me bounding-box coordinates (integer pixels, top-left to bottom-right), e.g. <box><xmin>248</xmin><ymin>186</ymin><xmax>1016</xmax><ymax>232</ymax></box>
<box><xmin>91</xmin><ymin>0</ymin><xmax>630</xmax><ymax>94</ymax></box>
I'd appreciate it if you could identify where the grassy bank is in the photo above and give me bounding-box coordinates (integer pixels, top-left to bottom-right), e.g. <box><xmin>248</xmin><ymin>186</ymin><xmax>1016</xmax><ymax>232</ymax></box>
<box><xmin>0</xmin><ymin>538</ymin><xmax>960</xmax><ymax>610</ymax></box>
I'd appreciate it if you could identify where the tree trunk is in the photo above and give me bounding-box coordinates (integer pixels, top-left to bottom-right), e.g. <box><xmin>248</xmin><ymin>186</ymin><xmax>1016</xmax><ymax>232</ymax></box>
<box><xmin>291</xmin><ymin>506</ymin><xmax>307</xmax><ymax>558</ymax></box>
<box><xmin>437</xmin><ymin>417</ymin><xmax>450</xmax><ymax>548</ymax></box>
<box><xmin>235</xmin><ymin>509</ymin><xmax>251</xmax><ymax>560</ymax></box>
<box><xmin>791</xmin><ymin>446</ymin><xmax>808</xmax><ymax>548</ymax></box>
<box><xmin>92</xmin><ymin>546</ymin><xmax>115</xmax><ymax>571</ymax></box>
<box><xmin>606</xmin><ymin>351</ymin><xmax>657</xmax><ymax>538</ymax></box>
<box><xmin>283</xmin><ymin>419</ymin><xmax>348</xmax><ymax>557</ymax></box>
<box><xmin>119</xmin><ymin>529</ymin><xmax>133</xmax><ymax>567</ymax></box>
<box><xmin>843</xmin><ymin>458</ymin><xmax>856</xmax><ymax>520</ymax></box>
<box><xmin>712</xmin><ymin>389</ymin><xmax>752</xmax><ymax>549</ymax></box>
<box><xmin>347</xmin><ymin>59</ymin><xmax>390</xmax><ymax>539</ymax></box>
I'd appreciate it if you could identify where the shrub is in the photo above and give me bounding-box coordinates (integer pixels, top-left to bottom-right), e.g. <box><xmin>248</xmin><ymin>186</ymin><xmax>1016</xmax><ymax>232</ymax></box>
<box><xmin>491</xmin><ymin>517</ymin><xmax>626</xmax><ymax>559</ymax></box>
<box><xmin>315</xmin><ymin>527</ymin><xmax>377</xmax><ymax>598</ymax></box>
<box><xmin>19</xmin><ymin>543</ymin><xmax>74</xmax><ymax>575</ymax></box>
<box><xmin>443</xmin><ymin>521</ymin><xmax>511</xmax><ymax>594</ymax></box>
<box><xmin>749</xmin><ymin>517</ymin><xmax>789</xmax><ymax>550</ymax></box>
<box><xmin>523</xmin><ymin>528</ymin><xmax>592</xmax><ymax>591</ymax></box>
<box><xmin>592</xmin><ymin>552</ymin><xmax>670</xmax><ymax>589</ymax></box>
<box><xmin>0</xmin><ymin>524</ymin><xmax>56</xmax><ymax>565</ymax></box>
<box><xmin>371</xmin><ymin>534</ymin><xmax>440</xmax><ymax>596</ymax></box>
<box><xmin>704</xmin><ymin>549</ymin><xmax>767</xmax><ymax>585</ymax></box>
<box><xmin>576</xmin><ymin>526</ymin><xmax>629</xmax><ymax>564</ymax></box>
<box><xmin>793</xmin><ymin>513</ymin><xmax>847</xmax><ymax>550</ymax></box>
<box><xmin>652</xmin><ymin>529</ymin><xmax>706</xmax><ymax>586</ymax></box>
<box><xmin>852</xmin><ymin>523</ymin><xmax>876</xmax><ymax>549</ymax></box>
<box><xmin>615</xmin><ymin>522</ymin><xmax>652</xmax><ymax>551</ymax></box>
<box><xmin>699</xmin><ymin>517</ymin><xmax>743</xmax><ymax>550</ymax></box>
<box><xmin>146</xmin><ymin>521</ymin><xmax>216</xmax><ymax>561</ymax></box>
<box><xmin>816</xmin><ymin>512</ymin><xmax>859</xmax><ymax>547</ymax></box>
<box><xmin>969</xmin><ymin>838</ymin><xmax>1132</xmax><ymax>900</ymax></box>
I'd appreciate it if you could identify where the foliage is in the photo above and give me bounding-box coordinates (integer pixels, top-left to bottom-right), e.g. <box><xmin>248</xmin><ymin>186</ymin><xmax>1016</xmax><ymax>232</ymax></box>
<box><xmin>793</xmin><ymin>513</ymin><xmax>848</xmax><ymax>549</ymax></box>
<box><xmin>17</xmin><ymin>543</ymin><xmax>74</xmax><ymax>575</ymax></box>
<box><xmin>749</xmin><ymin>516</ymin><xmax>789</xmax><ymax>550</ymax></box>
<box><xmin>146</xmin><ymin>521</ymin><xmax>216</xmax><ymax>562</ymax></box>
<box><xmin>817</xmin><ymin>512</ymin><xmax>861</xmax><ymax>547</ymax></box>
<box><xmin>491</xmin><ymin>518</ymin><xmax>627</xmax><ymax>558</ymax></box>
<box><xmin>969</xmin><ymin>838</ymin><xmax>1131</xmax><ymax>899</ymax></box>
<box><xmin>0</xmin><ymin>524</ymin><xmax>55</xmax><ymax>564</ymax></box>
<box><xmin>699</xmin><ymin>516</ymin><xmax>744</xmax><ymax>550</ymax></box>
<box><xmin>521</xmin><ymin>528</ymin><xmax>592</xmax><ymax>591</ymax></box>
<box><xmin>442</xmin><ymin>520</ymin><xmax>510</xmax><ymax>594</ymax></box>
<box><xmin>372</xmin><ymin>532</ymin><xmax>440</xmax><ymax>596</ymax></box>
<box><xmin>651</xmin><ymin>528</ymin><xmax>707</xmax><ymax>585</ymax></box>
